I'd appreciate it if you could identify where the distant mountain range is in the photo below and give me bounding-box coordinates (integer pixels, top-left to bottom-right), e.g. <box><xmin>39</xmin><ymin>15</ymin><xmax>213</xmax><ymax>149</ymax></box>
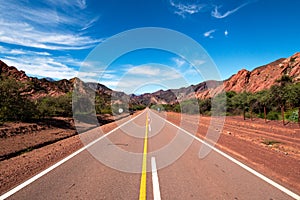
<box><xmin>1</xmin><ymin>52</ymin><xmax>299</xmax><ymax>105</ymax></box>
<box><xmin>131</xmin><ymin>52</ymin><xmax>300</xmax><ymax>104</ymax></box>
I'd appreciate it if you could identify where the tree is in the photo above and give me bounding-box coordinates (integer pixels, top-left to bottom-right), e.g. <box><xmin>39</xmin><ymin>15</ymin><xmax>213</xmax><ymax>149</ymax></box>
<box><xmin>247</xmin><ymin>93</ymin><xmax>257</xmax><ymax>120</ymax></box>
<box><xmin>270</xmin><ymin>75</ymin><xmax>294</xmax><ymax>125</ymax></box>
<box><xmin>0</xmin><ymin>76</ymin><xmax>36</xmax><ymax>122</ymax></box>
<box><xmin>211</xmin><ymin>92</ymin><xmax>227</xmax><ymax>116</ymax></box>
<box><xmin>256</xmin><ymin>90</ymin><xmax>271</xmax><ymax>122</ymax></box>
<box><xmin>231</xmin><ymin>92</ymin><xmax>249</xmax><ymax>120</ymax></box>
<box><xmin>56</xmin><ymin>92</ymin><xmax>72</xmax><ymax>117</ymax></box>
<box><xmin>285</xmin><ymin>83</ymin><xmax>300</xmax><ymax>126</ymax></box>
<box><xmin>198</xmin><ymin>98</ymin><xmax>211</xmax><ymax>115</ymax></box>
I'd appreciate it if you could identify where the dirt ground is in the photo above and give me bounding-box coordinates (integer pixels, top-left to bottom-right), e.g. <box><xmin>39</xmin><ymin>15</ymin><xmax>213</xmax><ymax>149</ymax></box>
<box><xmin>0</xmin><ymin>112</ymin><xmax>299</xmax><ymax>195</ymax></box>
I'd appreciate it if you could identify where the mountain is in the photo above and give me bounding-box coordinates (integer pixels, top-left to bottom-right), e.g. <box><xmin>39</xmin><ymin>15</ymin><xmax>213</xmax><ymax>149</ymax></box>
<box><xmin>43</xmin><ymin>77</ymin><xmax>55</xmax><ymax>82</ymax></box>
<box><xmin>0</xmin><ymin>60</ymin><xmax>118</xmax><ymax>100</ymax></box>
<box><xmin>193</xmin><ymin>52</ymin><xmax>300</xmax><ymax>99</ymax></box>
<box><xmin>136</xmin><ymin>52</ymin><xmax>300</xmax><ymax>103</ymax></box>
<box><xmin>131</xmin><ymin>80</ymin><xmax>222</xmax><ymax>105</ymax></box>
<box><xmin>1</xmin><ymin>52</ymin><xmax>299</xmax><ymax>105</ymax></box>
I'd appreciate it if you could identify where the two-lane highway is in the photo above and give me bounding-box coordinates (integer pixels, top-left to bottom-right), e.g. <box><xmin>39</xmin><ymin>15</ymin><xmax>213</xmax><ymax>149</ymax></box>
<box><xmin>1</xmin><ymin>109</ymin><xmax>299</xmax><ymax>199</ymax></box>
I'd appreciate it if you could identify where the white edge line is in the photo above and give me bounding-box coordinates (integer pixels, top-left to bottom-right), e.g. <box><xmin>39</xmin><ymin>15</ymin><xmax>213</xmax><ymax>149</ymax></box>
<box><xmin>151</xmin><ymin>110</ymin><xmax>300</xmax><ymax>200</ymax></box>
<box><xmin>151</xmin><ymin>157</ymin><xmax>161</xmax><ymax>200</ymax></box>
<box><xmin>0</xmin><ymin>110</ymin><xmax>146</xmax><ymax>200</ymax></box>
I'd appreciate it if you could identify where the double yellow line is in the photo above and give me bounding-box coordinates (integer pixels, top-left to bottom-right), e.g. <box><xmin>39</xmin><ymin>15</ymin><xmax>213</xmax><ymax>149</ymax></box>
<box><xmin>139</xmin><ymin>112</ymin><xmax>149</xmax><ymax>200</ymax></box>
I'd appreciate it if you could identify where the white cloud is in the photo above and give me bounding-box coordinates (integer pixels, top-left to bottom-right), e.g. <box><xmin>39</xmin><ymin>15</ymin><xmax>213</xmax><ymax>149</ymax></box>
<box><xmin>99</xmin><ymin>80</ymin><xmax>120</xmax><ymax>88</ymax></box>
<box><xmin>211</xmin><ymin>3</ymin><xmax>248</xmax><ymax>19</ymax></box>
<box><xmin>0</xmin><ymin>21</ymin><xmax>102</xmax><ymax>50</ymax></box>
<box><xmin>169</xmin><ymin>0</ymin><xmax>206</xmax><ymax>18</ymax></box>
<box><xmin>81</xmin><ymin>16</ymin><xmax>100</xmax><ymax>31</ymax></box>
<box><xmin>45</xmin><ymin>0</ymin><xmax>87</xmax><ymax>10</ymax></box>
<box><xmin>127</xmin><ymin>65</ymin><xmax>161</xmax><ymax>76</ymax></box>
<box><xmin>2</xmin><ymin>56</ymin><xmax>78</xmax><ymax>80</ymax></box>
<box><xmin>203</xmin><ymin>29</ymin><xmax>216</xmax><ymax>38</ymax></box>
<box><xmin>77</xmin><ymin>0</ymin><xmax>87</xmax><ymax>9</ymax></box>
<box><xmin>36</xmin><ymin>52</ymin><xmax>51</xmax><ymax>56</ymax></box>
<box><xmin>100</xmin><ymin>64</ymin><xmax>185</xmax><ymax>93</ymax></box>
<box><xmin>191</xmin><ymin>59</ymin><xmax>206</xmax><ymax>66</ymax></box>
<box><xmin>0</xmin><ymin>1</ymin><xmax>101</xmax><ymax>50</ymax></box>
<box><xmin>1</xmin><ymin>46</ymin><xmax>52</xmax><ymax>56</ymax></box>
<box><xmin>1</xmin><ymin>48</ymin><xmax>120</xmax><ymax>83</ymax></box>
<box><xmin>172</xmin><ymin>57</ymin><xmax>186</xmax><ymax>67</ymax></box>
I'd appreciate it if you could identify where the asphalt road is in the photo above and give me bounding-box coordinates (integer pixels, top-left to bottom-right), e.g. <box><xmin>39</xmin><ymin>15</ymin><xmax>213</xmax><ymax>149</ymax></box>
<box><xmin>1</xmin><ymin>109</ymin><xmax>299</xmax><ymax>200</ymax></box>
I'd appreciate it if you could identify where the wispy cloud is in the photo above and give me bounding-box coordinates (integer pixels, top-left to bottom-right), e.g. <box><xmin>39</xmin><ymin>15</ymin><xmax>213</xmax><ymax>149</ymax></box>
<box><xmin>2</xmin><ymin>56</ymin><xmax>78</xmax><ymax>80</ymax></box>
<box><xmin>211</xmin><ymin>3</ymin><xmax>248</xmax><ymax>19</ymax></box>
<box><xmin>0</xmin><ymin>0</ymin><xmax>101</xmax><ymax>50</ymax></box>
<box><xmin>81</xmin><ymin>16</ymin><xmax>100</xmax><ymax>31</ymax></box>
<box><xmin>191</xmin><ymin>59</ymin><xmax>206</xmax><ymax>66</ymax></box>
<box><xmin>102</xmin><ymin>64</ymin><xmax>185</xmax><ymax>93</ymax></box>
<box><xmin>169</xmin><ymin>0</ymin><xmax>206</xmax><ymax>18</ymax></box>
<box><xmin>203</xmin><ymin>29</ymin><xmax>216</xmax><ymax>38</ymax></box>
<box><xmin>1</xmin><ymin>45</ymin><xmax>51</xmax><ymax>56</ymax></box>
<box><xmin>77</xmin><ymin>0</ymin><xmax>87</xmax><ymax>9</ymax></box>
<box><xmin>1</xmin><ymin>45</ymin><xmax>104</xmax><ymax>81</ymax></box>
<box><xmin>127</xmin><ymin>65</ymin><xmax>161</xmax><ymax>76</ymax></box>
<box><xmin>172</xmin><ymin>57</ymin><xmax>186</xmax><ymax>68</ymax></box>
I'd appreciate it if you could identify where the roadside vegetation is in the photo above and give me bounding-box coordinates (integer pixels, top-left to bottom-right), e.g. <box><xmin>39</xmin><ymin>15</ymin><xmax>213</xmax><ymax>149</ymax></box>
<box><xmin>0</xmin><ymin>75</ymin><xmax>74</xmax><ymax>124</ymax></box>
<box><xmin>1</xmin><ymin>74</ymin><xmax>299</xmax><ymax>125</ymax></box>
<box><xmin>151</xmin><ymin>75</ymin><xmax>300</xmax><ymax>125</ymax></box>
<box><xmin>0</xmin><ymin>76</ymin><xmax>145</xmax><ymax>125</ymax></box>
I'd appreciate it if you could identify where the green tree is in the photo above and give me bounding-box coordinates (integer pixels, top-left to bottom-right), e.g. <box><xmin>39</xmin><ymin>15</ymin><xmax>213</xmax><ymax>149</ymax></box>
<box><xmin>231</xmin><ymin>92</ymin><xmax>249</xmax><ymax>119</ymax></box>
<box><xmin>0</xmin><ymin>76</ymin><xmax>36</xmax><ymax>122</ymax></box>
<box><xmin>179</xmin><ymin>99</ymin><xmax>199</xmax><ymax>114</ymax></box>
<box><xmin>255</xmin><ymin>90</ymin><xmax>271</xmax><ymax>122</ymax></box>
<box><xmin>247</xmin><ymin>93</ymin><xmax>258</xmax><ymax>120</ymax></box>
<box><xmin>270</xmin><ymin>75</ymin><xmax>294</xmax><ymax>125</ymax></box>
<box><xmin>285</xmin><ymin>83</ymin><xmax>300</xmax><ymax>125</ymax></box>
<box><xmin>211</xmin><ymin>92</ymin><xmax>227</xmax><ymax>116</ymax></box>
<box><xmin>199</xmin><ymin>98</ymin><xmax>211</xmax><ymax>115</ymax></box>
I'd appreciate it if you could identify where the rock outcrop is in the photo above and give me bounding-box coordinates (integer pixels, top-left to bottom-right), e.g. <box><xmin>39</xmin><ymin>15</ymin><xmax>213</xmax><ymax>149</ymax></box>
<box><xmin>222</xmin><ymin>53</ymin><xmax>300</xmax><ymax>93</ymax></box>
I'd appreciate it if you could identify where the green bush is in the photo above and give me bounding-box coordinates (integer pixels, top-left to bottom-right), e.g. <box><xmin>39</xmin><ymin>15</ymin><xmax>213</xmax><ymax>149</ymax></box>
<box><xmin>267</xmin><ymin>111</ymin><xmax>279</xmax><ymax>120</ymax></box>
<box><xmin>36</xmin><ymin>93</ymin><xmax>72</xmax><ymax>118</ymax></box>
<box><xmin>151</xmin><ymin>104</ymin><xmax>166</xmax><ymax>112</ymax></box>
<box><xmin>286</xmin><ymin>110</ymin><xmax>298</xmax><ymax>122</ymax></box>
<box><xmin>100</xmin><ymin>108</ymin><xmax>112</xmax><ymax>115</ymax></box>
<box><xmin>180</xmin><ymin>99</ymin><xmax>199</xmax><ymax>114</ymax></box>
<box><xmin>203</xmin><ymin>111</ymin><xmax>211</xmax><ymax>116</ymax></box>
<box><xmin>131</xmin><ymin>104</ymin><xmax>146</xmax><ymax>111</ymax></box>
<box><xmin>0</xmin><ymin>76</ymin><xmax>37</xmax><ymax>122</ymax></box>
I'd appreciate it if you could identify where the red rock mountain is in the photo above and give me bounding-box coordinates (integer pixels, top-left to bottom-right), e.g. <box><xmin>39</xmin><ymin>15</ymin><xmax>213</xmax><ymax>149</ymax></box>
<box><xmin>0</xmin><ymin>60</ymin><xmax>73</xmax><ymax>98</ymax></box>
<box><xmin>194</xmin><ymin>52</ymin><xmax>300</xmax><ymax>99</ymax></box>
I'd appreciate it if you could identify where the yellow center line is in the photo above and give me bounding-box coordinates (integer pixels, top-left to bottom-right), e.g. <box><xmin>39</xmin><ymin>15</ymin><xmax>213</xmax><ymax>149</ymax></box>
<box><xmin>139</xmin><ymin>112</ymin><xmax>149</xmax><ymax>200</ymax></box>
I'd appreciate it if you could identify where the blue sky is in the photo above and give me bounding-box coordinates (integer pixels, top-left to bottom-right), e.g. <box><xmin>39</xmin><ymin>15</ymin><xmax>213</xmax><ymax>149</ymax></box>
<box><xmin>0</xmin><ymin>0</ymin><xmax>300</xmax><ymax>94</ymax></box>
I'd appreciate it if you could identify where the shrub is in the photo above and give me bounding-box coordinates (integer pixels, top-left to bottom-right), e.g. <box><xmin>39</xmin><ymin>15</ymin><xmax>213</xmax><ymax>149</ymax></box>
<box><xmin>286</xmin><ymin>110</ymin><xmax>298</xmax><ymax>122</ymax></box>
<box><xmin>0</xmin><ymin>76</ymin><xmax>37</xmax><ymax>121</ymax></box>
<box><xmin>267</xmin><ymin>111</ymin><xmax>279</xmax><ymax>120</ymax></box>
<box><xmin>100</xmin><ymin>108</ymin><xmax>112</xmax><ymax>115</ymax></box>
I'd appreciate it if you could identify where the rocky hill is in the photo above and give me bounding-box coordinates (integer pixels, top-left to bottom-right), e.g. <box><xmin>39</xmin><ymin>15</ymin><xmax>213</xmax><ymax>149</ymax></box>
<box><xmin>194</xmin><ymin>52</ymin><xmax>300</xmax><ymax>99</ymax></box>
<box><xmin>1</xmin><ymin>52</ymin><xmax>299</xmax><ymax>105</ymax></box>
<box><xmin>132</xmin><ymin>52</ymin><xmax>300</xmax><ymax>104</ymax></box>
<box><xmin>0</xmin><ymin>60</ymin><xmax>72</xmax><ymax>98</ymax></box>
<box><xmin>131</xmin><ymin>80</ymin><xmax>221</xmax><ymax>105</ymax></box>
<box><xmin>0</xmin><ymin>60</ymin><xmax>119</xmax><ymax>100</ymax></box>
